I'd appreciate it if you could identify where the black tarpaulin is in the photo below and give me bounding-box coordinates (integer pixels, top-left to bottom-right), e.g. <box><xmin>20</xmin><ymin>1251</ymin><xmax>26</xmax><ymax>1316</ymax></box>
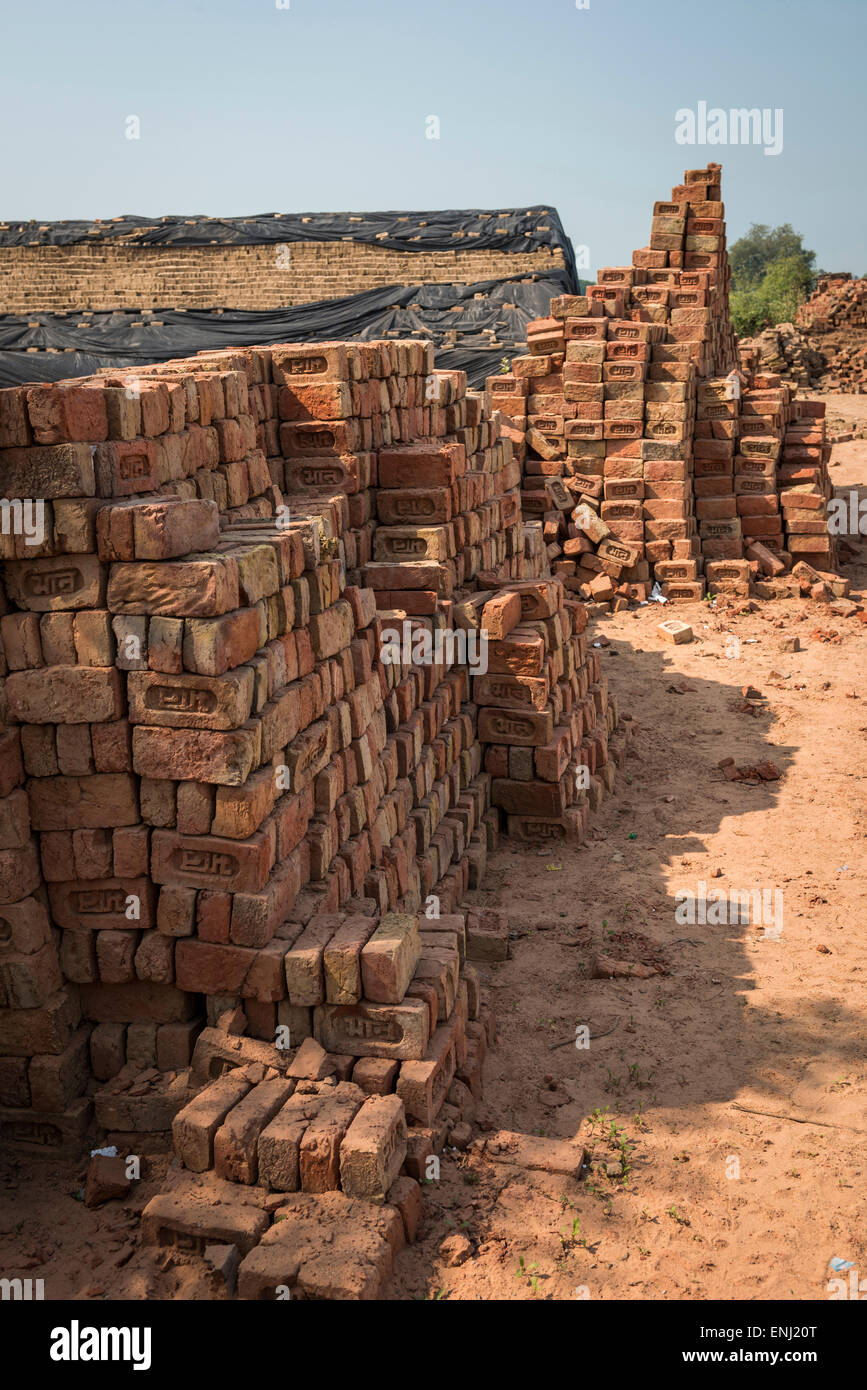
<box><xmin>0</xmin><ymin>206</ymin><xmax>575</xmax><ymax>276</ymax></box>
<box><xmin>0</xmin><ymin>271</ymin><xmax>571</xmax><ymax>390</ymax></box>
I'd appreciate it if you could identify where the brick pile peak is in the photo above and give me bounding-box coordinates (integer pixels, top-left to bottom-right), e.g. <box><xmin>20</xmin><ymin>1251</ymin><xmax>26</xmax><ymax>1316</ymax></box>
<box><xmin>0</xmin><ymin>327</ymin><xmax>631</xmax><ymax>1170</ymax></box>
<box><xmin>490</xmin><ymin>163</ymin><xmax>843</xmax><ymax>604</ymax></box>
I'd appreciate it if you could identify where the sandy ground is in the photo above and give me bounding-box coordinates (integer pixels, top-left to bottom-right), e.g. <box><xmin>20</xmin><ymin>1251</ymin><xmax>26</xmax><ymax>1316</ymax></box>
<box><xmin>1</xmin><ymin>394</ymin><xmax>864</xmax><ymax>1303</ymax></box>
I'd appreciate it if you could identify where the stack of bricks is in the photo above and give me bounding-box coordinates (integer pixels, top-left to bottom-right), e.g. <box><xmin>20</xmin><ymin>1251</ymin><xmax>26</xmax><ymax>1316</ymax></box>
<box><xmin>495</xmin><ymin>162</ymin><xmax>742</xmax><ymax>606</ymax></box>
<box><xmin>136</xmin><ymin>913</ymin><xmax>496</xmax><ymax>1298</ymax></box>
<box><xmin>692</xmin><ymin>374</ymin><xmax>747</xmax><ymax>588</ymax></box>
<box><xmin>794</xmin><ymin>274</ymin><xmax>867</xmax><ymax>392</ymax></box>
<box><xmin>0</xmin><ymin>353</ymin><xmax>294</xmax><ymax>1138</ymax></box>
<box><xmin>779</xmin><ymin>396</ymin><xmax>835</xmax><ymax>570</ymax></box>
<box><xmin>0</xmin><ymin>345</ymin><xmax>494</xmax><ymax>1137</ymax></box>
<box><xmin>586</xmin><ymin>159</ymin><xmax>733</xmax><ymax>603</ymax></box>
<box><xmin>274</xmin><ymin>338</ymin><xmax>422</xmax><ymax>587</ymax></box>
<box><xmin>692</xmin><ymin>354</ymin><xmax>838</xmax><ymax>594</ymax></box>
<box><xmin>732</xmin><ymin>349</ymin><xmax>836</xmax><ymax>576</ymax></box>
<box><xmin>459</xmin><ymin>578</ymin><xmax>630</xmax><ymax>842</ymax></box>
<box><xmin>486</xmin><ymin>297</ymin><xmax>653</xmax><ymax>606</ymax></box>
<box><xmin>0</xmin><ymin>717</ymin><xmax>91</xmax><ymax>1155</ymax></box>
<box><xmin>7</xmin><ymin>324</ymin><xmax>613</xmax><ymax>1157</ymax></box>
<box><xmin>135</xmin><ymin>899</ymin><xmax>495</xmax><ymax>1294</ymax></box>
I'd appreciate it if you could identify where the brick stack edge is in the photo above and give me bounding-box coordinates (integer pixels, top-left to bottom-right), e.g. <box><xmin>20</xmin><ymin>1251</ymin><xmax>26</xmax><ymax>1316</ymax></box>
<box><xmin>495</xmin><ymin>163</ymin><xmax>838</xmax><ymax>603</ymax></box>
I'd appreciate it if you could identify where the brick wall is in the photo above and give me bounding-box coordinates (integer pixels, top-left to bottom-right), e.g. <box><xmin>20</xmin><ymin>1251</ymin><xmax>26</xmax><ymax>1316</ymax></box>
<box><xmin>0</xmin><ymin>241</ymin><xmax>566</xmax><ymax>314</ymax></box>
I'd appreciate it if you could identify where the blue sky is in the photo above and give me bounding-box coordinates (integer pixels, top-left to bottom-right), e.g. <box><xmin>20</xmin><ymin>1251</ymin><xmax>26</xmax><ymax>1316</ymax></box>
<box><xmin>1</xmin><ymin>0</ymin><xmax>864</xmax><ymax>274</ymax></box>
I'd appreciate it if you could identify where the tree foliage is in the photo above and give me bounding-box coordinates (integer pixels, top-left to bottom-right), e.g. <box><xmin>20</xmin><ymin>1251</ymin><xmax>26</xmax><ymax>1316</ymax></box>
<box><xmin>729</xmin><ymin>224</ymin><xmax>818</xmax><ymax>336</ymax></box>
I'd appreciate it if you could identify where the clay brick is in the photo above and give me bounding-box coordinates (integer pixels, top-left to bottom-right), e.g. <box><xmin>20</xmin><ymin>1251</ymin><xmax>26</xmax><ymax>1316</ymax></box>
<box><xmin>151</xmin><ymin>828</ymin><xmax>273</xmax><ymax>895</ymax></box>
<box><xmin>214</xmin><ymin>1076</ymin><xmax>294</xmax><ymax>1184</ymax></box>
<box><xmin>107</xmin><ymin>555</ymin><xmax>239</xmax><ymax>618</ymax></box>
<box><xmin>0</xmin><ymin>990</ymin><xmax>81</xmax><ymax>1056</ymax></box>
<box><xmin>0</xmin><ymin>443</ymin><xmax>96</xmax><ymax>498</ymax></box>
<box><xmin>299</xmin><ymin>1081</ymin><xmax>365</xmax><ymax>1192</ymax></box>
<box><xmin>25</xmin><ymin>383</ymin><xmax>108</xmax><ymax>445</ymax></box>
<box><xmin>173</xmin><ymin>1071</ymin><xmax>253</xmax><ymax>1172</ymax></box>
<box><xmin>132</xmin><ymin>722</ymin><xmax>261</xmax><ymax>787</ymax></box>
<box><xmin>141</xmin><ymin>1177</ymin><xmax>268</xmax><ymax>1255</ymax></box>
<box><xmin>339</xmin><ymin>1092</ymin><xmax>407</xmax><ymax>1200</ymax></box>
<box><xmin>351</xmin><ymin>1056</ymin><xmax>399</xmax><ymax>1095</ymax></box>
<box><xmin>4</xmin><ymin>554</ymin><xmax>105</xmax><ymax>613</ymax></box>
<box><xmin>182</xmin><ymin>608</ymin><xmax>262</xmax><ymax>676</ymax></box>
<box><xmin>323</xmin><ymin>915</ymin><xmax>378</xmax><ymax>1005</ymax></box>
<box><xmin>361</xmin><ymin>913</ymin><xmax>421</xmax><ymax>1004</ymax></box>
<box><xmin>284</xmin><ymin>914</ymin><xmax>342</xmax><ymax>1006</ymax></box>
<box><xmin>314</xmin><ymin>999</ymin><xmax>429</xmax><ymax>1061</ymax></box>
<box><xmin>6</xmin><ymin>666</ymin><xmax>123</xmax><ymax>725</ymax></box>
<box><xmin>97</xmin><ymin>497</ymin><xmax>219</xmax><ymax>562</ymax></box>
<box><xmin>236</xmin><ymin>1190</ymin><xmax>399</xmax><ymax>1299</ymax></box>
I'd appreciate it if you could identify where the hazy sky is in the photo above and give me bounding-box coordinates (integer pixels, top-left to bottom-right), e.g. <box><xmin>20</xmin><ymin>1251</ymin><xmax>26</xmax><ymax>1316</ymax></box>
<box><xmin>2</xmin><ymin>0</ymin><xmax>864</xmax><ymax>275</ymax></box>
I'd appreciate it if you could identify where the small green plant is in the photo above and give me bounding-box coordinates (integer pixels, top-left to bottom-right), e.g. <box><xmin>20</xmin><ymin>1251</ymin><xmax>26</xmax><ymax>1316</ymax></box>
<box><xmin>667</xmin><ymin>1205</ymin><xmax>690</xmax><ymax>1227</ymax></box>
<box><xmin>558</xmin><ymin>1215</ymin><xmax>582</xmax><ymax>1255</ymax></box>
<box><xmin>499</xmin><ymin>356</ymin><xmax>512</xmax><ymax>374</ymax></box>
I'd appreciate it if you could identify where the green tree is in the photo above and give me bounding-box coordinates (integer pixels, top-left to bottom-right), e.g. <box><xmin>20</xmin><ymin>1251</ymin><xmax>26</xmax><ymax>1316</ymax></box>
<box><xmin>729</xmin><ymin>223</ymin><xmax>818</xmax><ymax>335</ymax></box>
<box><xmin>730</xmin><ymin>255</ymin><xmax>815</xmax><ymax>336</ymax></box>
<box><xmin>730</xmin><ymin>223</ymin><xmax>816</xmax><ymax>290</ymax></box>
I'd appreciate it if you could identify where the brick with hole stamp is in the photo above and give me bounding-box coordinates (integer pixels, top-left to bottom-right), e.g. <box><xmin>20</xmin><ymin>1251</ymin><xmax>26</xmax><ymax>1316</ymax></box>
<box><xmin>4</xmin><ymin>555</ymin><xmax>106</xmax><ymax>614</ymax></box>
<box><xmin>477</xmin><ymin>706</ymin><xmax>554</xmax><ymax>747</ymax></box>
<box><xmin>48</xmin><ymin>877</ymin><xmax>155</xmax><ymax>931</ymax></box>
<box><xmin>128</xmin><ymin>668</ymin><xmax>255</xmax><ymax>732</ymax></box>
<box><xmin>375</xmin><ymin>488</ymin><xmax>453</xmax><ymax>526</ymax></box>
<box><xmin>151</xmin><ymin>828</ymin><xmax>274</xmax><ymax>895</ymax></box>
<box><xmin>313</xmin><ymin>998</ymin><xmax>430</xmax><ymax>1061</ymax></box>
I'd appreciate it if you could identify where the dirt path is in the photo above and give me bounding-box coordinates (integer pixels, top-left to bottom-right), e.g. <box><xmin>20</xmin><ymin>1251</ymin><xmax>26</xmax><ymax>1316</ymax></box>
<box><xmin>1</xmin><ymin>398</ymin><xmax>864</xmax><ymax>1304</ymax></box>
<box><xmin>388</xmin><ymin>392</ymin><xmax>867</xmax><ymax>1300</ymax></box>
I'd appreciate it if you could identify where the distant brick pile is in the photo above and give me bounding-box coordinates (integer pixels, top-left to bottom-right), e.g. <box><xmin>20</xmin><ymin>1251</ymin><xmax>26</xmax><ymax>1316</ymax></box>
<box><xmin>743</xmin><ymin>275</ymin><xmax>867</xmax><ymax>394</ymax></box>
<box><xmin>489</xmin><ymin>163</ymin><xmax>737</xmax><ymax>603</ymax></box>
<box><xmin>489</xmin><ymin>164</ymin><xmax>841</xmax><ymax>603</ymax></box>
